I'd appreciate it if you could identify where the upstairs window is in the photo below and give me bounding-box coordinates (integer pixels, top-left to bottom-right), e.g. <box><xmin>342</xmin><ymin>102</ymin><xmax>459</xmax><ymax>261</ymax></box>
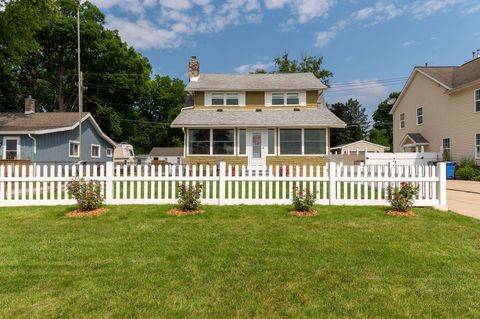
<box><xmin>475</xmin><ymin>89</ymin><xmax>480</xmax><ymax>112</ymax></box>
<box><xmin>211</xmin><ymin>93</ymin><xmax>239</xmax><ymax>106</ymax></box>
<box><xmin>442</xmin><ymin>138</ymin><xmax>451</xmax><ymax>159</ymax></box>
<box><xmin>400</xmin><ymin>113</ymin><xmax>405</xmax><ymax>129</ymax></box>
<box><xmin>271</xmin><ymin>92</ymin><xmax>300</xmax><ymax>106</ymax></box>
<box><xmin>416</xmin><ymin>107</ymin><xmax>423</xmax><ymax>125</ymax></box>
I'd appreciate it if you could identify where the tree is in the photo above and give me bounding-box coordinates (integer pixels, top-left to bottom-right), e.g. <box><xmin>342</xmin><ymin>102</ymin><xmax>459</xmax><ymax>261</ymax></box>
<box><xmin>368</xmin><ymin>128</ymin><xmax>390</xmax><ymax>147</ymax></box>
<box><xmin>329</xmin><ymin>99</ymin><xmax>369</xmax><ymax>146</ymax></box>
<box><xmin>372</xmin><ymin>92</ymin><xmax>400</xmax><ymax>149</ymax></box>
<box><xmin>273</xmin><ymin>52</ymin><xmax>333</xmax><ymax>85</ymax></box>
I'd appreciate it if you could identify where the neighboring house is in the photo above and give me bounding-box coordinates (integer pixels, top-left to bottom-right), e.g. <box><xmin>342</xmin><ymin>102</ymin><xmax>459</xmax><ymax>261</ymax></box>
<box><xmin>114</xmin><ymin>142</ymin><xmax>135</xmax><ymax>164</ymax></box>
<box><xmin>171</xmin><ymin>56</ymin><xmax>346</xmax><ymax>167</ymax></box>
<box><xmin>330</xmin><ymin>140</ymin><xmax>389</xmax><ymax>154</ymax></box>
<box><xmin>149</xmin><ymin>147</ymin><xmax>184</xmax><ymax>165</ymax></box>
<box><xmin>135</xmin><ymin>154</ymin><xmax>151</xmax><ymax>165</ymax></box>
<box><xmin>0</xmin><ymin>97</ymin><xmax>116</xmax><ymax>163</ymax></box>
<box><xmin>390</xmin><ymin>55</ymin><xmax>480</xmax><ymax>164</ymax></box>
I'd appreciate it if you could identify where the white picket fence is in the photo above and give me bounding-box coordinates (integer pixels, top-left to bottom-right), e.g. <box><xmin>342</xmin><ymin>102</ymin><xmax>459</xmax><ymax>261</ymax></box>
<box><xmin>0</xmin><ymin>162</ymin><xmax>447</xmax><ymax>208</ymax></box>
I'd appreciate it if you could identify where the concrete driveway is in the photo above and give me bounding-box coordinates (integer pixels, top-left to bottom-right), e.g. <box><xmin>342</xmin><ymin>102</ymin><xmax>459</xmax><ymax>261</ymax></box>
<box><xmin>447</xmin><ymin>180</ymin><xmax>480</xmax><ymax>219</ymax></box>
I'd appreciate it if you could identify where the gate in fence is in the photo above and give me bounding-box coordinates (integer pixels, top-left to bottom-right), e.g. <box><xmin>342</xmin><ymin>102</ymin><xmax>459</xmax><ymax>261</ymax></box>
<box><xmin>0</xmin><ymin>162</ymin><xmax>447</xmax><ymax>208</ymax></box>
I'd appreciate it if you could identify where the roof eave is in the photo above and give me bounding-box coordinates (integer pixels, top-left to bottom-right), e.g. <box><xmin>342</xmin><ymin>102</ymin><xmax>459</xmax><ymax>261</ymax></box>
<box><xmin>171</xmin><ymin>123</ymin><xmax>346</xmax><ymax>128</ymax></box>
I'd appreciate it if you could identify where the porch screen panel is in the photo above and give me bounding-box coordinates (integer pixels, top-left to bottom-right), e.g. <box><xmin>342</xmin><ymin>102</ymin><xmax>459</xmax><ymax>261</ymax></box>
<box><xmin>304</xmin><ymin>129</ymin><xmax>326</xmax><ymax>154</ymax></box>
<box><xmin>280</xmin><ymin>129</ymin><xmax>301</xmax><ymax>154</ymax></box>
<box><xmin>189</xmin><ymin>129</ymin><xmax>211</xmax><ymax>155</ymax></box>
<box><xmin>213</xmin><ymin>129</ymin><xmax>234</xmax><ymax>155</ymax></box>
<box><xmin>239</xmin><ymin>129</ymin><xmax>246</xmax><ymax>155</ymax></box>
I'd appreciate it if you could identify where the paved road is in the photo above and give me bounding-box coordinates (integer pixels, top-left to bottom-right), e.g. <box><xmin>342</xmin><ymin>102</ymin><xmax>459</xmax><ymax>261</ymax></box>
<box><xmin>447</xmin><ymin>180</ymin><xmax>480</xmax><ymax>219</ymax></box>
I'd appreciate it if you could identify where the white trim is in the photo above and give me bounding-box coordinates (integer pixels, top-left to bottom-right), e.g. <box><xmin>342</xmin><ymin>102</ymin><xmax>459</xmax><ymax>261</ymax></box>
<box><xmin>204</xmin><ymin>92</ymin><xmax>245</xmax><ymax>107</ymax></box>
<box><xmin>172</xmin><ymin>123</ymin><xmax>347</xmax><ymax>128</ymax></box>
<box><xmin>475</xmin><ymin>133</ymin><xmax>480</xmax><ymax>160</ymax></box>
<box><xmin>416</xmin><ymin>107</ymin><xmax>423</xmax><ymax>125</ymax></box>
<box><xmin>247</xmin><ymin>129</ymin><xmax>267</xmax><ymax>166</ymax></box>
<box><xmin>399</xmin><ymin>134</ymin><xmax>429</xmax><ymax>148</ymax></box>
<box><xmin>187</xmin><ymin>128</ymin><xmax>236</xmax><ymax>156</ymax></box>
<box><xmin>91</xmin><ymin>144</ymin><xmax>101</xmax><ymax>159</ymax></box>
<box><xmin>106</xmin><ymin>148</ymin><xmax>113</xmax><ymax>157</ymax></box>
<box><xmin>330</xmin><ymin>140</ymin><xmax>390</xmax><ymax>151</ymax></box>
<box><xmin>2</xmin><ymin>136</ymin><xmax>21</xmax><ymax>160</ymax></box>
<box><xmin>268</xmin><ymin>91</ymin><xmax>305</xmax><ymax>106</ymax></box>
<box><xmin>69</xmin><ymin>140</ymin><xmax>80</xmax><ymax>158</ymax></box>
<box><xmin>475</xmin><ymin>89</ymin><xmax>480</xmax><ymax>113</ymax></box>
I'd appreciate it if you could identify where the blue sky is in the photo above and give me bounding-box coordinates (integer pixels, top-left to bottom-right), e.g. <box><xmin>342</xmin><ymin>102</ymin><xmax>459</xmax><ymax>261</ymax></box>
<box><xmin>90</xmin><ymin>0</ymin><xmax>480</xmax><ymax>117</ymax></box>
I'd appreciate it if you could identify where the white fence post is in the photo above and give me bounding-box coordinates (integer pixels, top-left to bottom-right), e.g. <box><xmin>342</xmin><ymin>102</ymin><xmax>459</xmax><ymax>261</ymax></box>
<box><xmin>218</xmin><ymin>161</ymin><xmax>226</xmax><ymax>205</ymax></box>
<box><xmin>105</xmin><ymin>162</ymin><xmax>114</xmax><ymax>205</ymax></box>
<box><xmin>436</xmin><ymin>162</ymin><xmax>447</xmax><ymax>210</ymax></box>
<box><xmin>328</xmin><ymin>161</ymin><xmax>337</xmax><ymax>205</ymax></box>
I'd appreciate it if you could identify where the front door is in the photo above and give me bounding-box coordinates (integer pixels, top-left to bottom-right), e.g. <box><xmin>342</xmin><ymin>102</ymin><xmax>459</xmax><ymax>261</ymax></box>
<box><xmin>248</xmin><ymin>130</ymin><xmax>266</xmax><ymax>166</ymax></box>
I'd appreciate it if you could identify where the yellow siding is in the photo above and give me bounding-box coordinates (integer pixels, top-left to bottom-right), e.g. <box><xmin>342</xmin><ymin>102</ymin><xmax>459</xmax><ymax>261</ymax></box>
<box><xmin>245</xmin><ymin>92</ymin><xmax>265</xmax><ymax>106</ymax></box>
<box><xmin>185</xmin><ymin>155</ymin><xmax>327</xmax><ymax>167</ymax></box>
<box><xmin>185</xmin><ymin>156</ymin><xmax>248</xmax><ymax>167</ymax></box>
<box><xmin>193</xmin><ymin>91</ymin><xmax>205</xmax><ymax>107</ymax></box>
<box><xmin>306</xmin><ymin>90</ymin><xmax>319</xmax><ymax>106</ymax></box>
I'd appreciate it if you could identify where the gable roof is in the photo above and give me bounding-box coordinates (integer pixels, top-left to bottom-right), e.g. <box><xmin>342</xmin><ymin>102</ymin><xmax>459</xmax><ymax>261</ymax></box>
<box><xmin>330</xmin><ymin>140</ymin><xmax>390</xmax><ymax>150</ymax></box>
<box><xmin>185</xmin><ymin>73</ymin><xmax>327</xmax><ymax>91</ymax></box>
<box><xmin>149</xmin><ymin>147</ymin><xmax>184</xmax><ymax>157</ymax></box>
<box><xmin>390</xmin><ymin>57</ymin><xmax>480</xmax><ymax>114</ymax></box>
<box><xmin>171</xmin><ymin>105</ymin><xmax>346</xmax><ymax>128</ymax></box>
<box><xmin>400</xmin><ymin>133</ymin><xmax>429</xmax><ymax>146</ymax></box>
<box><xmin>0</xmin><ymin>112</ymin><xmax>116</xmax><ymax>147</ymax></box>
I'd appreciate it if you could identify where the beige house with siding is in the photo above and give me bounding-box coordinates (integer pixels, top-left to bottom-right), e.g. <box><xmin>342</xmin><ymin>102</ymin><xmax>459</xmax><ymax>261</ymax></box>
<box><xmin>171</xmin><ymin>56</ymin><xmax>346</xmax><ymax>167</ymax></box>
<box><xmin>390</xmin><ymin>56</ymin><xmax>480</xmax><ymax>165</ymax></box>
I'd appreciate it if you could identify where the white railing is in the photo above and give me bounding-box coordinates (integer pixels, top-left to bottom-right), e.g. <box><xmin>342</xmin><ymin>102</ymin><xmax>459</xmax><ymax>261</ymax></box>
<box><xmin>0</xmin><ymin>162</ymin><xmax>447</xmax><ymax>208</ymax></box>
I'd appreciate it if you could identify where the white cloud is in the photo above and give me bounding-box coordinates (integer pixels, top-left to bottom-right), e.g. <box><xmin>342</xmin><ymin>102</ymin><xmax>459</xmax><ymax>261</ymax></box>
<box><xmin>409</xmin><ymin>0</ymin><xmax>468</xmax><ymax>19</ymax></box>
<box><xmin>403</xmin><ymin>41</ymin><xmax>416</xmax><ymax>46</ymax></box>
<box><xmin>106</xmin><ymin>16</ymin><xmax>181</xmax><ymax>49</ymax></box>
<box><xmin>265</xmin><ymin>0</ymin><xmax>334</xmax><ymax>24</ymax></box>
<box><xmin>315</xmin><ymin>29</ymin><xmax>337</xmax><ymax>47</ymax></box>
<box><xmin>234</xmin><ymin>61</ymin><xmax>274</xmax><ymax>73</ymax></box>
<box><xmin>467</xmin><ymin>3</ymin><xmax>480</xmax><ymax>14</ymax></box>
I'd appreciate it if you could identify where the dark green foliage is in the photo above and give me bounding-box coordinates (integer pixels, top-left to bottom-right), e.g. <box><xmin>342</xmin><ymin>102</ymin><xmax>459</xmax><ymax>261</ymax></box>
<box><xmin>368</xmin><ymin>128</ymin><xmax>390</xmax><ymax>148</ymax></box>
<box><xmin>273</xmin><ymin>52</ymin><xmax>333</xmax><ymax>85</ymax></box>
<box><xmin>456</xmin><ymin>167</ymin><xmax>480</xmax><ymax>180</ymax></box>
<box><xmin>329</xmin><ymin>99</ymin><xmax>369</xmax><ymax>146</ymax></box>
<box><xmin>371</xmin><ymin>92</ymin><xmax>399</xmax><ymax>149</ymax></box>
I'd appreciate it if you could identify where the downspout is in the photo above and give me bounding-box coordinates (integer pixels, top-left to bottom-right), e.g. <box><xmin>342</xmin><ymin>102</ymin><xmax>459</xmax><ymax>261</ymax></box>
<box><xmin>28</xmin><ymin>134</ymin><xmax>37</xmax><ymax>160</ymax></box>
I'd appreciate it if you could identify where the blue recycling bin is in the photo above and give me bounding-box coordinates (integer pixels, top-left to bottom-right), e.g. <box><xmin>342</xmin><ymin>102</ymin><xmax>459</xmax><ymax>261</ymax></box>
<box><xmin>446</xmin><ymin>162</ymin><xmax>455</xmax><ymax>180</ymax></box>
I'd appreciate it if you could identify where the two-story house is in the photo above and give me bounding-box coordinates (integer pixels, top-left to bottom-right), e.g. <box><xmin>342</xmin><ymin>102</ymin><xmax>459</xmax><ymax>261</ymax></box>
<box><xmin>171</xmin><ymin>56</ymin><xmax>346</xmax><ymax>167</ymax></box>
<box><xmin>390</xmin><ymin>55</ymin><xmax>480</xmax><ymax>165</ymax></box>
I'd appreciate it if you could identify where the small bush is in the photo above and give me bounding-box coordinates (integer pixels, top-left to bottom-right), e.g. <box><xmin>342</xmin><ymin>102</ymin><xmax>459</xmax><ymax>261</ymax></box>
<box><xmin>67</xmin><ymin>178</ymin><xmax>104</xmax><ymax>211</ymax></box>
<box><xmin>458</xmin><ymin>157</ymin><xmax>477</xmax><ymax>168</ymax></box>
<box><xmin>292</xmin><ymin>187</ymin><xmax>316</xmax><ymax>212</ymax></box>
<box><xmin>177</xmin><ymin>182</ymin><xmax>203</xmax><ymax>211</ymax></box>
<box><xmin>387</xmin><ymin>182</ymin><xmax>419</xmax><ymax>212</ymax></box>
<box><xmin>456</xmin><ymin>166</ymin><xmax>480</xmax><ymax>180</ymax></box>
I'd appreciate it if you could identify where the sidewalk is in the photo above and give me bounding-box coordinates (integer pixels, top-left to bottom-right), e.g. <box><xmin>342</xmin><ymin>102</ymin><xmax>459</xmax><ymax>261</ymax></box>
<box><xmin>447</xmin><ymin>180</ymin><xmax>480</xmax><ymax>219</ymax></box>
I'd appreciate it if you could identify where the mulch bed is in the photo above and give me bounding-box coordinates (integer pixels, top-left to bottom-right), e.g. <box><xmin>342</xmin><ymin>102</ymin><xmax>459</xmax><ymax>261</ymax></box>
<box><xmin>289</xmin><ymin>210</ymin><xmax>319</xmax><ymax>217</ymax></box>
<box><xmin>167</xmin><ymin>208</ymin><xmax>205</xmax><ymax>216</ymax></box>
<box><xmin>66</xmin><ymin>208</ymin><xmax>109</xmax><ymax>218</ymax></box>
<box><xmin>386</xmin><ymin>210</ymin><xmax>417</xmax><ymax>217</ymax></box>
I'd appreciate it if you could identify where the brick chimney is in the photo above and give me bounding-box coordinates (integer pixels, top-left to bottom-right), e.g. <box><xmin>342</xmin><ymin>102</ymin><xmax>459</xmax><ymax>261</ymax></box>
<box><xmin>188</xmin><ymin>56</ymin><xmax>200</xmax><ymax>81</ymax></box>
<box><xmin>24</xmin><ymin>96</ymin><xmax>35</xmax><ymax>114</ymax></box>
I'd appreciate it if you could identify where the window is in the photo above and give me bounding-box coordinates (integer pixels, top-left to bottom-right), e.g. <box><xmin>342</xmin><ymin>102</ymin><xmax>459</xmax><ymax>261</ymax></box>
<box><xmin>189</xmin><ymin>129</ymin><xmax>210</xmax><ymax>155</ymax></box>
<box><xmin>268</xmin><ymin>129</ymin><xmax>275</xmax><ymax>155</ymax></box>
<box><xmin>212</xmin><ymin>93</ymin><xmax>224</xmax><ymax>106</ymax></box>
<box><xmin>476</xmin><ymin>89</ymin><xmax>480</xmax><ymax>112</ymax></box>
<box><xmin>400</xmin><ymin>113</ymin><xmax>405</xmax><ymax>129</ymax></box>
<box><xmin>238</xmin><ymin>129</ymin><xmax>246</xmax><ymax>155</ymax></box>
<box><xmin>272</xmin><ymin>92</ymin><xmax>300</xmax><ymax>106</ymax></box>
<box><xmin>69</xmin><ymin>141</ymin><xmax>80</xmax><ymax>158</ymax></box>
<box><xmin>280</xmin><ymin>129</ymin><xmax>302</xmax><ymax>154</ymax></box>
<box><xmin>226</xmin><ymin>93</ymin><xmax>239</xmax><ymax>105</ymax></box>
<box><xmin>272</xmin><ymin>93</ymin><xmax>284</xmax><ymax>105</ymax></box>
<box><xmin>213</xmin><ymin>129</ymin><xmax>234</xmax><ymax>155</ymax></box>
<box><xmin>286</xmin><ymin>93</ymin><xmax>299</xmax><ymax>105</ymax></box>
<box><xmin>91</xmin><ymin>144</ymin><xmax>100</xmax><ymax>158</ymax></box>
<box><xmin>476</xmin><ymin>134</ymin><xmax>480</xmax><ymax>159</ymax></box>
<box><xmin>442</xmin><ymin>138</ymin><xmax>451</xmax><ymax>159</ymax></box>
<box><xmin>416</xmin><ymin>107</ymin><xmax>423</xmax><ymax>125</ymax></box>
<box><xmin>106</xmin><ymin>148</ymin><xmax>113</xmax><ymax>157</ymax></box>
<box><xmin>304</xmin><ymin>129</ymin><xmax>326</xmax><ymax>154</ymax></box>
<box><xmin>128</xmin><ymin>149</ymin><xmax>134</xmax><ymax>157</ymax></box>
<box><xmin>4</xmin><ymin>137</ymin><xmax>19</xmax><ymax>160</ymax></box>
<box><xmin>211</xmin><ymin>93</ymin><xmax>239</xmax><ymax>106</ymax></box>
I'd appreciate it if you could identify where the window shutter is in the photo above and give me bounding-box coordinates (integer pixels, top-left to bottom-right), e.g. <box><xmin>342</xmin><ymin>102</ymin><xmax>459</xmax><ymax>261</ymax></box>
<box><xmin>265</xmin><ymin>92</ymin><xmax>272</xmax><ymax>107</ymax></box>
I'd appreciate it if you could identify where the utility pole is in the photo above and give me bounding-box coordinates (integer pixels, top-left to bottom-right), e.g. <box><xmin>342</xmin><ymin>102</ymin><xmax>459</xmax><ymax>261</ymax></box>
<box><xmin>77</xmin><ymin>7</ymin><xmax>84</xmax><ymax>162</ymax></box>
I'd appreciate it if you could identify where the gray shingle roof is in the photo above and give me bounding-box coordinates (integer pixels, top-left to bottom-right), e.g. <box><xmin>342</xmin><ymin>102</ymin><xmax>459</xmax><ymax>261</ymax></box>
<box><xmin>171</xmin><ymin>106</ymin><xmax>346</xmax><ymax>128</ymax></box>
<box><xmin>185</xmin><ymin>73</ymin><xmax>327</xmax><ymax>91</ymax></box>
<box><xmin>417</xmin><ymin>57</ymin><xmax>480</xmax><ymax>89</ymax></box>
<box><xmin>405</xmin><ymin>133</ymin><xmax>429</xmax><ymax>144</ymax></box>
<box><xmin>149</xmin><ymin>147</ymin><xmax>184</xmax><ymax>157</ymax></box>
<box><xmin>0</xmin><ymin>112</ymin><xmax>89</xmax><ymax>132</ymax></box>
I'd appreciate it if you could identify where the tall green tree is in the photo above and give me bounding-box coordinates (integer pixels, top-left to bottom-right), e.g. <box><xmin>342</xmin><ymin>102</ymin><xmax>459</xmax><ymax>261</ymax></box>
<box><xmin>273</xmin><ymin>52</ymin><xmax>333</xmax><ymax>85</ymax></box>
<box><xmin>329</xmin><ymin>99</ymin><xmax>369</xmax><ymax>146</ymax></box>
<box><xmin>368</xmin><ymin>128</ymin><xmax>390</xmax><ymax>148</ymax></box>
<box><xmin>371</xmin><ymin>92</ymin><xmax>399</xmax><ymax>149</ymax></box>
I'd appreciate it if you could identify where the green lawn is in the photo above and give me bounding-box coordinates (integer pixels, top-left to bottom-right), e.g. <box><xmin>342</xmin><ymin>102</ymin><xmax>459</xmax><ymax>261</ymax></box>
<box><xmin>0</xmin><ymin>205</ymin><xmax>479</xmax><ymax>318</ymax></box>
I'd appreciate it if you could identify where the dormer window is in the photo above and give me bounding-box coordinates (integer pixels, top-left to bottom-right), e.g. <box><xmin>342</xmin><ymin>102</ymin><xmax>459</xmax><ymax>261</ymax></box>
<box><xmin>211</xmin><ymin>93</ymin><xmax>239</xmax><ymax>106</ymax></box>
<box><xmin>272</xmin><ymin>92</ymin><xmax>300</xmax><ymax>106</ymax></box>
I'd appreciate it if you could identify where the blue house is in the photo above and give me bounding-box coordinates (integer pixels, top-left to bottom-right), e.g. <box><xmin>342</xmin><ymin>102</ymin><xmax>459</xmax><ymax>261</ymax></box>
<box><xmin>0</xmin><ymin>98</ymin><xmax>116</xmax><ymax>163</ymax></box>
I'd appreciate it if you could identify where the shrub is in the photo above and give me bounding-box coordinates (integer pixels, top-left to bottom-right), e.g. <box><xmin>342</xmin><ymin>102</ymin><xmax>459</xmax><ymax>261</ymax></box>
<box><xmin>456</xmin><ymin>166</ymin><xmax>480</xmax><ymax>180</ymax></box>
<box><xmin>387</xmin><ymin>182</ymin><xmax>419</xmax><ymax>212</ymax></box>
<box><xmin>292</xmin><ymin>187</ymin><xmax>316</xmax><ymax>212</ymax></box>
<box><xmin>458</xmin><ymin>157</ymin><xmax>477</xmax><ymax>168</ymax></box>
<box><xmin>67</xmin><ymin>178</ymin><xmax>104</xmax><ymax>211</ymax></box>
<box><xmin>177</xmin><ymin>182</ymin><xmax>203</xmax><ymax>211</ymax></box>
